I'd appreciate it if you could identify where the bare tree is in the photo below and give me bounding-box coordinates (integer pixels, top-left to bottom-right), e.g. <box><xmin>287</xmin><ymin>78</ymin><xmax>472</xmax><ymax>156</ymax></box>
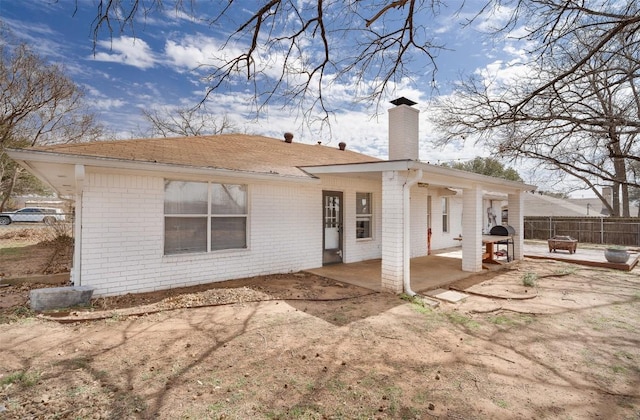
<box><xmin>86</xmin><ymin>1</ymin><xmax>638</xmax><ymax>116</ymax></box>
<box><xmin>468</xmin><ymin>0</ymin><xmax>640</xmax><ymax>118</ymax></box>
<box><xmin>0</xmin><ymin>38</ymin><xmax>103</xmax><ymax>210</ymax></box>
<box><xmin>432</xmin><ymin>23</ymin><xmax>639</xmax><ymax>216</ymax></box>
<box><xmin>141</xmin><ymin>106</ymin><xmax>236</xmax><ymax>137</ymax></box>
<box><xmin>87</xmin><ymin>0</ymin><xmax>445</xmax><ymax>124</ymax></box>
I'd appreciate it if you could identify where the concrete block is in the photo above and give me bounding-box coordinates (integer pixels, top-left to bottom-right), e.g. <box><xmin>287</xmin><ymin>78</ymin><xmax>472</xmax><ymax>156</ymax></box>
<box><xmin>29</xmin><ymin>286</ymin><xmax>94</xmax><ymax>312</ymax></box>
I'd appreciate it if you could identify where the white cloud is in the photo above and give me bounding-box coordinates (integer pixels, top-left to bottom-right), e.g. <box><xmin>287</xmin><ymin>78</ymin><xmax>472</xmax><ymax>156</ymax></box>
<box><xmin>92</xmin><ymin>36</ymin><xmax>156</xmax><ymax>69</ymax></box>
<box><xmin>163</xmin><ymin>33</ymin><xmax>249</xmax><ymax>72</ymax></box>
<box><xmin>92</xmin><ymin>98</ymin><xmax>126</xmax><ymax>110</ymax></box>
<box><xmin>165</xmin><ymin>38</ymin><xmax>210</xmax><ymax>69</ymax></box>
<box><xmin>3</xmin><ymin>17</ymin><xmax>70</xmax><ymax>60</ymax></box>
<box><xmin>162</xmin><ymin>8</ymin><xmax>204</xmax><ymax>24</ymax></box>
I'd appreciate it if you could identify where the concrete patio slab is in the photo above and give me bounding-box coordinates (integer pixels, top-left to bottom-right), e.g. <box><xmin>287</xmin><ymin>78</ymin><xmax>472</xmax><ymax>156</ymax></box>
<box><xmin>305</xmin><ymin>248</ymin><xmax>509</xmax><ymax>293</ymax></box>
<box><xmin>305</xmin><ymin>242</ymin><xmax>639</xmax><ymax>295</ymax></box>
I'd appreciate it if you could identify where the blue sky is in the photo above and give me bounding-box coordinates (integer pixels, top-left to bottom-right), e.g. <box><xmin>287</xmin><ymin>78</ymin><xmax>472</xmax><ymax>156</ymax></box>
<box><xmin>1</xmin><ymin>1</ymin><xmax>530</xmax><ymax>169</ymax></box>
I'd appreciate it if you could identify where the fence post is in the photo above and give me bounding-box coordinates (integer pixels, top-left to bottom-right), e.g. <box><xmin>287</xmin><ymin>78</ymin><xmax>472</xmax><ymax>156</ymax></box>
<box><xmin>600</xmin><ymin>217</ymin><xmax>604</xmax><ymax>244</ymax></box>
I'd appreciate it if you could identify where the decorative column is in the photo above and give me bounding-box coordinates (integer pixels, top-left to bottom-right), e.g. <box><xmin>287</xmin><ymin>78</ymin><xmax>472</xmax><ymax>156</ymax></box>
<box><xmin>381</xmin><ymin>170</ymin><xmax>404</xmax><ymax>293</ymax></box>
<box><xmin>508</xmin><ymin>191</ymin><xmax>525</xmax><ymax>260</ymax></box>
<box><xmin>461</xmin><ymin>186</ymin><xmax>483</xmax><ymax>272</ymax></box>
<box><xmin>72</xmin><ymin>164</ymin><xmax>85</xmax><ymax>286</ymax></box>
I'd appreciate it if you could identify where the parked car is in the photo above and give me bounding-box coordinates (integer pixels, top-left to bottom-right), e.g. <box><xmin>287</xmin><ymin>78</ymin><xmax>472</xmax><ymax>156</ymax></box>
<box><xmin>0</xmin><ymin>207</ymin><xmax>66</xmax><ymax>225</ymax></box>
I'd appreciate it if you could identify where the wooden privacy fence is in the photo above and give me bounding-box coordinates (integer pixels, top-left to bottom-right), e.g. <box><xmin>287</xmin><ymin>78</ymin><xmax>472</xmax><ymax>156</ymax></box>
<box><xmin>524</xmin><ymin>217</ymin><xmax>640</xmax><ymax>246</ymax></box>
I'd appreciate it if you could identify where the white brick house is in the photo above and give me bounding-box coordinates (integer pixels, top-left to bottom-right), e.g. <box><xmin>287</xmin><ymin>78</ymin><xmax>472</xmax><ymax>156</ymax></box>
<box><xmin>8</xmin><ymin>98</ymin><xmax>535</xmax><ymax>297</ymax></box>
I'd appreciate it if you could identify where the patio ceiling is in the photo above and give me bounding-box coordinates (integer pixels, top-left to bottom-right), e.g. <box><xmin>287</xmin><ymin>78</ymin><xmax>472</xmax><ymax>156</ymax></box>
<box><xmin>301</xmin><ymin>159</ymin><xmax>537</xmax><ymax>195</ymax></box>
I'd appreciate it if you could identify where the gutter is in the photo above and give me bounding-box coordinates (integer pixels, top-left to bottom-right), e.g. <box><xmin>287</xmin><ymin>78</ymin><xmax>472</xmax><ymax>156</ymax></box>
<box><xmin>403</xmin><ymin>169</ymin><xmax>423</xmax><ymax>296</ymax></box>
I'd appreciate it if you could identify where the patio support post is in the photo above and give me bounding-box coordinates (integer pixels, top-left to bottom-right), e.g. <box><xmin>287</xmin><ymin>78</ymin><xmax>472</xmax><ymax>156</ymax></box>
<box><xmin>381</xmin><ymin>170</ymin><xmax>404</xmax><ymax>293</ymax></box>
<box><xmin>72</xmin><ymin>164</ymin><xmax>85</xmax><ymax>286</ymax></box>
<box><xmin>508</xmin><ymin>191</ymin><xmax>525</xmax><ymax>260</ymax></box>
<box><xmin>461</xmin><ymin>185</ymin><xmax>483</xmax><ymax>272</ymax></box>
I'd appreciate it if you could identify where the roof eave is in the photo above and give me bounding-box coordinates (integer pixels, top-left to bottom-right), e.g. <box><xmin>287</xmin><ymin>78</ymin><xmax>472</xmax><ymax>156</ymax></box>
<box><xmin>7</xmin><ymin>148</ymin><xmax>320</xmax><ymax>184</ymax></box>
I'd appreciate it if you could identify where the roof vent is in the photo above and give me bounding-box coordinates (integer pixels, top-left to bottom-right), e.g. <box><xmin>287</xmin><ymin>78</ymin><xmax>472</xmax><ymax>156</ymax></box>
<box><xmin>338</xmin><ymin>142</ymin><xmax>346</xmax><ymax>151</ymax></box>
<box><xmin>284</xmin><ymin>132</ymin><xmax>294</xmax><ymax>143</ymax></box>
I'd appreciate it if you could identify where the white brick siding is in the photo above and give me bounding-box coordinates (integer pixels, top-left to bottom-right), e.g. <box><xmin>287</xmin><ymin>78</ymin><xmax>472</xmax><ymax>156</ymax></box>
<box><xmin>410</xmin><ymin>185</ymin><xmax>429</xmax><ymax>257</ymax></box>
<box><xmin>388</xmin><ymin>105</ymin><xmax>420</xmax><ymax>160</ymax></box>
<box><xmin>461</xmin><ymin>187</ymin><xmax>483</xmax><ymax>272</ymax></box>
<box><xmin>449</xmin><ymin>196</ymin><xmax>464</xmax><ymax>242</ymax></box>
<box><xmin>424</xmin><ymin>191</ymin><xmax>464</xmax><ymax>250</ymax></box>
<box><xmin>381</xmin><ymin>171</ymin><xmax>404</xmax><ymax>293</ymax></box>
<box><xmin>508</xmin><ymin>192</ymin><xmax>524</xmax><ymax>260</ymax></box>
<box><xmin>78</xmin><ymin>171</ymin><xmax>392</xmax><ymax>296</ymax></box>
<box><xmin>80</xmin><ymin>172</ymin><xmax>321</xmax><ymax>296</ymax></box>
<box><xmin>74</xmin><ymin>169</ymin><xmax>514</xmax><ymax>297</ymax></box>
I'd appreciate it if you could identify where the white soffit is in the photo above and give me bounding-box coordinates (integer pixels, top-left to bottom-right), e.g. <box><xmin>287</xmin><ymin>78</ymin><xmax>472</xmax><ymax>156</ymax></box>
<box><xmin>302</xmin><ymin>160</ymin><xmax>536</xmax><ymax>194</ymax></box>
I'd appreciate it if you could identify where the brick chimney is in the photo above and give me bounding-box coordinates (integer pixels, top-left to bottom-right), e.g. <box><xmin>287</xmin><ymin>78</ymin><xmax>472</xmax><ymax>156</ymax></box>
<box><xmin>388</xmin><ymin>97</ymin><xmax>419</xmax><ymax>161</ymax></box>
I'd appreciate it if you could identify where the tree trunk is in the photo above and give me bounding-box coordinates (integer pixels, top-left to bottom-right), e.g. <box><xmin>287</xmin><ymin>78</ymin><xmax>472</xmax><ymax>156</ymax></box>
<box><xmin>621</xmin><ymin>182</ymin><xmax>630</xmax><ymax>217</ymax></box>
<box><xmin>0</xmin><ymin>168</ymin><xmax>20</xmax><ymax>212</ymax></box>
<box><xmin>612</xmin><ymin>182</ymin><xmax>620</xmax><ymax>216</ymax></box>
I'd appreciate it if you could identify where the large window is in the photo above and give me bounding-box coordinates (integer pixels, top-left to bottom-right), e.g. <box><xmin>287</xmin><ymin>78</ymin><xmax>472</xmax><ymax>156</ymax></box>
<box><xmin>356</xmin><ymin>192</ymin><xmax>372</xmax><ymax>239</ymax></box>
<box><xmin>442</xmin><ymin>197</ymin><xmax>449</xmax><ymax>233</ymax></box>
<box><xmin>164</xmin><ymin>180</ymin><xmax>247</xmax><ymax>254</ymax></box>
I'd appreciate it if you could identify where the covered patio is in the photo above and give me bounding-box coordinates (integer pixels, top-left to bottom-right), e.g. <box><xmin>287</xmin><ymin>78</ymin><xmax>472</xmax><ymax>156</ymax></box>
<box><xmin>306</xmin><ymin>247</ymin><xmax>510</xmax><ymax>293</ymax></box>
<box><xmin>307</xmin><ymin>241</ymin><xmax>640</xmax><ymax>293</ymax></box>
<box><xmin>305</xmin><ymin>159</ymin><xmax>533</xmax><ymax>294</ymax></box>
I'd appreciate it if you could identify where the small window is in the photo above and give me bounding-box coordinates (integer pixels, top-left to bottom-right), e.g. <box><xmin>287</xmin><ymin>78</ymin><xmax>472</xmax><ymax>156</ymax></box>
<box><xmin>356</xmin><ymin>192</ymin><xmax>372</xmax><ymax>239</ymax></box>
<box><xmin>442</xmin><ymin>197</ymin><xmax>449</xmax><ymax>233</ymax></box>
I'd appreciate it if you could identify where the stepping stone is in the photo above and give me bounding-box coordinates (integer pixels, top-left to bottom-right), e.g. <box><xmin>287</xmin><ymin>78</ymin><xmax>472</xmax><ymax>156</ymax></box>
<box><xmin>426</xmin><ymin>288</ymin><xmax>469</xmax><ymax>303</ymax></box>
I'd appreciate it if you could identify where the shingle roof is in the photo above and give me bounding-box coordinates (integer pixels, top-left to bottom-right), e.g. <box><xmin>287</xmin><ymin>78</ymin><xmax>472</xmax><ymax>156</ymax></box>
<box><xmin>34</xmin><ymin>134</ymin><xmax>381</xmax><ymax>178</ymax></box>
<box><xmin>521</xmin><ymin>193</ymin><xmax>592</xmax><ymax>217</ymax></box>
<box><xmin>568</xmin><ymin>197</ymin><xmax>610</xmax><ymax>216</ymax></box>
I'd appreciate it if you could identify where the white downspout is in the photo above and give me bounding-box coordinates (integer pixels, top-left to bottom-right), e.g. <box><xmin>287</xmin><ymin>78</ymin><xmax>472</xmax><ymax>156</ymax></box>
<box><xmin>72</xmin><ymin>164</ymin><xmax>85</xmax><ymax>286</ymax></box>
<box><xmin>403</xmin><ymin>169</ymin><xmax>423</xmax><ymax>296</ymax></box>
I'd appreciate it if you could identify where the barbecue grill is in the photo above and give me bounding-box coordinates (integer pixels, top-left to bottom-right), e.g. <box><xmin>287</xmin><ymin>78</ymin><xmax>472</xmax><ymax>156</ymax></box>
<box><xmin>489</xmin><ymin>225</ymin><xmax>515</xmax><ymax>261</ymax></box>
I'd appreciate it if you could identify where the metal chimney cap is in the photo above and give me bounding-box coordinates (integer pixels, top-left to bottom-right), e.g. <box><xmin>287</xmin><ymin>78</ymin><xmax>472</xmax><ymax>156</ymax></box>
<box><xmin>390</xmin><ymin>97</ymin><xmax>417</xmax><ymax>106</ymax></box>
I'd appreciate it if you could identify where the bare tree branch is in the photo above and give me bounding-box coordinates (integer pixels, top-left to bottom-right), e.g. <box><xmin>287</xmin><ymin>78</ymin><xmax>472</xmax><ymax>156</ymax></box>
<box><xmin>87</xmin><ymin>0</ymin><xmax>443</xmax><ymax>125</ymax></box>
<box><xmin>141</xmin><ymin>105</ymin><xmax>236</xmax><ymax>137</ymax></box>
<box><xmin>1</xmin><ymin>33</ymin><xmax>103</xmax><ymax>210</ymax></box>
<box><xmin>433</xmin><ymin>18</ymin><xmax>640</xmax><ymax>215</ymax></box>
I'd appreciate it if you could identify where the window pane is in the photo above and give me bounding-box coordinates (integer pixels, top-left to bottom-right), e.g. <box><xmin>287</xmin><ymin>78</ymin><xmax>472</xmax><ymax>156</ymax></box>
<box><xmin>164</xmin><ymin>217</ymin><xmax>207</xmax><ymax>254</ymax></box>
<box><xmin>211</xmin><ymin>217</ymin><xmax>247</xmax><ymax>250</ymax></box>
<box><xmin>356</xmin><ymin>192</ymin><xmax>371</xmax><ymax>215</ymax></box>
<box><xmin>442</xmin><ymin>197</ymin><xmax>449</xmax><ymax>233</ymax></box>
<box><xmin>356</xmin><ymin>217</ymin><xmax>371</xmax><ymax>239</ymax></box>
<box><xmin>165</xmin><ymin>181</ymin><xmax>208</xmax><ymax>214</ymax></box>
<box><xmin>211</xmin><ymin>184</ymin><xmax>247</xmax><ymax>214</ymax></box>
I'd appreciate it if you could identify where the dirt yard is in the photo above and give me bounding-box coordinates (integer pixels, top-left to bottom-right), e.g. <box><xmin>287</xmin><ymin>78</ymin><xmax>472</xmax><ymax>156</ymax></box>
<box><xmin>1</xmin><ymin>226</ymin><xmax>639</xmax><ymax>419</ymax></box>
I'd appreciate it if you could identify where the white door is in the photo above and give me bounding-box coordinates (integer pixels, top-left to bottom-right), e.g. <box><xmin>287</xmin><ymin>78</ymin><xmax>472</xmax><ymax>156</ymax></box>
<box><xmin>323</xmin><ymin>191</ymin><xmax>343</xmax><ymax>264</ymax></box>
